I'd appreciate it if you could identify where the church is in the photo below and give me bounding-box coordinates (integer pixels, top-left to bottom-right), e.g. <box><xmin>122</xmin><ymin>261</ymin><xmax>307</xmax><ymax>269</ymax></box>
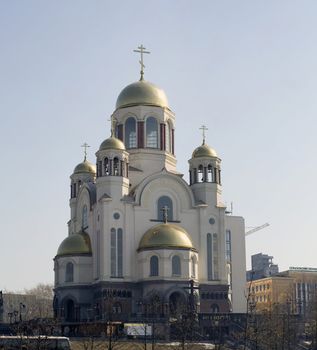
<box><xmin>53</xmin><ymin>47</ymin><xmax>247</xmax><ymax>330</ymax></box>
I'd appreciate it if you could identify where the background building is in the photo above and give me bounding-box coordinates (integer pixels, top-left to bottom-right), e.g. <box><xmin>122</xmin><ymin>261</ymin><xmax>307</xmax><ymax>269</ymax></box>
<box><xmin>53</xmin><ymin>59</ymin><xmax>247</xmax><ymax>331</ymax></box>
<box><xmin>247</xmin><ymin>266</ymin><xmax>317</xmax><ymax>315</ymax></box>
<box><xmin>246</xmin><ymin>253</ymin><xmax>279</xmax><ymax>281</ymax></box>
<box><xmin>0</xmin><ymin>292</ymin><xmax>53</xmax><ymax>323</ymax></box>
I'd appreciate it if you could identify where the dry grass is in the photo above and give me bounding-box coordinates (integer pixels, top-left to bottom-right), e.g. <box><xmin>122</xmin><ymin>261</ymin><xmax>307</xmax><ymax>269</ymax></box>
<box><xmin>70</xmin><ymin>339</ymin><xmax>220</xmax><ymax>350</ymax></box>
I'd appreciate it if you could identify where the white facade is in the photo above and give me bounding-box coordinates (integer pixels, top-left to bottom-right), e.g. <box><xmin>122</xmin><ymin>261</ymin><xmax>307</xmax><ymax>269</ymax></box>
<box><xmin>53</xmin><ymin>75</ymin><xmax>246</xmax><ymax>324</ymax></box>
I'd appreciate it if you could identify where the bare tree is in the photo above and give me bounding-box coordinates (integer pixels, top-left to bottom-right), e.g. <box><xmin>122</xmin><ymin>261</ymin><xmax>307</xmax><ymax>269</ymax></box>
<box><xmin>24</xmin><ymin>283</ymin><xmax>54</xmax><ymax>319</ymax></box>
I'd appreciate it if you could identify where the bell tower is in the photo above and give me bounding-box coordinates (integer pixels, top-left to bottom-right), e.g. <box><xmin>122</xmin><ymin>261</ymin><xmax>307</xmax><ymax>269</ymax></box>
<box><xmin>95</xmin><ymin>135</ymin><xmax>130</xmax><ymax>201</ymax></box>
<box><xmin>188</xmin><ymin>126</ymin><xmax>222</xmax><ymax>206</ymax></box>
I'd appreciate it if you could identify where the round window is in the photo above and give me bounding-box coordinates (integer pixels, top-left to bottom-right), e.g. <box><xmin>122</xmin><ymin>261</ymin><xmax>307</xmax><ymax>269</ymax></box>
<box><xmin>113</xmin><ymin>212</ymin><xmax>120</xmax><ymax>220</ymax></box>
<box><xmin>209</xmin><ymin>218</ymin><xmax>215</xmax><ymax>225</ymax></box>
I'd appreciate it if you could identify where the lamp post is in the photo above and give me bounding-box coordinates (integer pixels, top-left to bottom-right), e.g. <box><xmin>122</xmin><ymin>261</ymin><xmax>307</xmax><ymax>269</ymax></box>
<box><xmin>8</xmin><ymin>312</ymin><xmax>13</xmax><ymax>324</ymax></box>
<box><xmin>19</xmin><ymin>302</ymin><xmax>25</xmax><ymax>323</ymax></box>
<box><xmin>13</xmin><ymin>310</ymin><xmax>18</xmax><ymax>323</ymax></box>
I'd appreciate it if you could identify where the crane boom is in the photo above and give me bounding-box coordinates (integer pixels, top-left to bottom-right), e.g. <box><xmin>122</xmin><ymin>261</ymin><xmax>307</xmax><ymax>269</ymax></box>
<box><xmin>245</xmin><ymin>223</ymin><xmax>270</xmax><ymax>236</ymax></box>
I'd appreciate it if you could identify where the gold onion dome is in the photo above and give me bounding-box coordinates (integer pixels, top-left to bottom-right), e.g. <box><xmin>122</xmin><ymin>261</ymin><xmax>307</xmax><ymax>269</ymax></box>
<box><xmin>192</xmin><ymin>142</ymin><xmax>217</xmax><ymax>158</ymax></box>
<box><xmin>116</xmin><ymin>80</ymin><xmax>169</xmax><ymax>109</ymax></box>
<box><xmin>99</xmin><ymin>136</ymin><xmax>126</xmax><ymax>151</ymax></box>
<box><xmin>73</xmin><ymin>159</ymin><xmax>96</xmax><ymax>174</ymax></box>
<box><xmin>138</xmin><ymin>223</ymin><xmax>194</xmax><ymax>251</ymax></box>
<box><xmin>56</xmin><ymin>231</ymin><xmax>92</xmax><ymax>257</ymax></box>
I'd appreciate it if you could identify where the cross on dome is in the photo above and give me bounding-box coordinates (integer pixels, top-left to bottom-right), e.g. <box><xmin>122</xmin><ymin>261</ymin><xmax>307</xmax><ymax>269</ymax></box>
<box><xmin>81</xmin><ymin>142</ymin><xmax>90</xmax><ymax>161</ymax></box>
<box><xmin>108</xmin><ymin>116</ymin><xmax>116</xmax><ymax>137</ymax></box>
<box><xmin>161</xmin><ymin>205</ymin><xmax>169</xmax><ymax>223</ymax></box>
<box><xmin>133</xmin><ymin>44</ymin><xmax>150</xmax><ymax>81</ymax></box>
<box><xmin>199</xmin><ymin>125</ymin><xmax>208</xmax><ymax>145</ymax></box>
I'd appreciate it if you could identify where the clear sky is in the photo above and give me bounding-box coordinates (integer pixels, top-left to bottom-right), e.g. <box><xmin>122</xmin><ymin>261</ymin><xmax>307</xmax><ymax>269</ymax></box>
<box><xmin>1</xmin><ymin>1</ymin><xmax>316</xmax><ymax>291</ymax></box>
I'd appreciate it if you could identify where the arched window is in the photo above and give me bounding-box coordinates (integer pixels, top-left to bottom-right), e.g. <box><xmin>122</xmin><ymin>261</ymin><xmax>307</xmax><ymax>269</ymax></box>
<box><xmin>65</xmin><ymin>262</ymin><xmax>74</xmax><ymax>282</ymax></box>
<box><xmin>172</xmin><ymin>255</ymin><xmax>181</xmax><ymax>276</ymax></box>
<box><xmin>211</xmin><ymin>304</ymin><xmax>220</xmax><ymax>313</ymax></box>
<box><xmin>125</xmin><ymin>117</ymin><xmax>137</xmax><ymax>148</ymax></box>
<box><xmin>166</xmin><ymin>121</ymin><xmax>171</xmax><ymax>152</ymax></box>
<box><xmin>157</xmin><ymin>196</ymin><xmax>173</xmax><ymax>221</ymax></box>
<box><xmin>111</xmin><ymin>228</ymin><xmax>123</xmax><ymax>277</ymax></box>
<box><xmin>104</xmin><ymin>157</ymin><xmax>109</xmax><ymax>175</ymax></box>
<box><xmin>213</xmin><ymin>233</ymin><xmax>219</xmax><ymax>280</ymax></box>
<box><xmin>112</xmin><ymin>302</ymin><xmax>122</xmax><ymax>314</ymax></box>
<box><xmin>191</xmin><ymin>256</ymin><xmax>196</xmax><ymax>278</ymax></box>
<box><xmin>198</xmin><ymin>165</ymin><xmax>204</xmax><ymax>182</ymax></box>
<box><xmin>207</xmin><ymin>233</ymin><xmax>213</xmax><ymax>280</ymax></box>
<box><xmin>208</xmin><ymin>164</ymin><xmax>213</xmax><ymax>182</ymax></box>
<box><xmin>150</xmin><ymin>256</ymin><xmax>159</xmax><ymax>276</ymax></box>
<box><xmin>82</xmin><ymin>205</ymin><xmax>88</xmax><ymax>229</ymax></box>
<box><xmin>146</xmin><ymin>117</ymin><xmax>158</xmax><ymax>148</ymax></box>
<box><xmin>113</xmin><ymin>157</ymin><xmax>119</xmax><ymax>176</ymax></box>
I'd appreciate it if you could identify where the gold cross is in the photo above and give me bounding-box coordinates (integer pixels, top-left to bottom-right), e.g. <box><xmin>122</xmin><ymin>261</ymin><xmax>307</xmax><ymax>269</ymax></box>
<box><xmin>81</xmin><ymin>142</ymin><xmax>90</xmax><ymax>161</ymax></box>
<box><xmin>161</xmin><ymin>205</ymin><xmax>169</xmax><ymax>223</ymax></box>
<box><xmin>199</xmin><ymin>125</ymin><xmax>208</xmax><ymax>144</ymax></box>
<box><xmin>133</xmin><ymin>44</ymin><xmax>150</xmax><ymax>80</ymax></box>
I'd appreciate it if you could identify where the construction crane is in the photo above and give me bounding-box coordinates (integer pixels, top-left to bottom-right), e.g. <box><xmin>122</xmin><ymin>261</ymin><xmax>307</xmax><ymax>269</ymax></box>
<box><xmin>245</xmin><ymin>223</ymin><xmax>270</xmax><ymax>236</ymax></box>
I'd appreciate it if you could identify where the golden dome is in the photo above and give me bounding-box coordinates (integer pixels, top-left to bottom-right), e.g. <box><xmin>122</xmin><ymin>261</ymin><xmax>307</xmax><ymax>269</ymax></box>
<box><xmin>192</xmin><ymin>143</ymin><xmax>217</xmax><ymax>158</ymax></box>
<box><xmin>73</xmin><ymin>160</ymin><xmax>96</xmax><ymax>174</ymax></box>
<box><xmin>56</xmin><ymin>231</ymin><xmax>92</xmax><ymax>257</ymax></box>
<box><xmin>138</xmin><ymin>223</ymin><xmax>194</xmax><ymax>251</ymax></box>
<box><xmin>99</xmin><ymin>136</ymin><xmax>126</xmax><ymax>151</ymax></box>
<box><xmin>116</xmin><ymin>80</ymin><xmax>169</xmax><ymax>109</ymax></box>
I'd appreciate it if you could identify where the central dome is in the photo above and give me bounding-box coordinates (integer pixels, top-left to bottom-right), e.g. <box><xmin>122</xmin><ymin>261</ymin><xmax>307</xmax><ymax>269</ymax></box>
<box><xmin>138</xmin><ymin>223</ymin><xmax>193</xmax><ymax>251</ymax></box>
<box><xmin>116</xmin><ymin>80</ymin><xmax>169</xmax><ymax>109</ymax></box>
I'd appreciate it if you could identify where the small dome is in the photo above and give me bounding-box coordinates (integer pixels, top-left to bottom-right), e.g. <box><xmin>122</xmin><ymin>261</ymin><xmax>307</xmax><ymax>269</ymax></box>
<box><xmin>116</xmin><ymin>80</ymin><xmax>169</xmax><ymax>109</ymax></box>
<box><xmin>56</xmin><ymin>231</ymin><xmax>92</xmax><ymax>257</ymax></box>
<box><xmin>138</xmin><ymin>223</ymin><xmax>193</xmax><ymax>251</ymax></box>
<box><xmin>73</xmin><ymin>160</ymin><xmax>96</xmax><ymax>174</ymax></box>
<box><xmin>99</xmin><ymin>136</ymin><xmax>126</xmax><ymax>151</ymax></box>
<box><xmin>192</xmin><ymin>143</ymin><xmax>217</xmax><ymax>158</ymax></box>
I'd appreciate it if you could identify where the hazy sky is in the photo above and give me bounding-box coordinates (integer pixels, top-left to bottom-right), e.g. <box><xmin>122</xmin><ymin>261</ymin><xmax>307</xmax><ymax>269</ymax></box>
<box><xmin>1</xmin><ymin>1</ymin><xmax>316</xmax><ymax>291</ymax></box>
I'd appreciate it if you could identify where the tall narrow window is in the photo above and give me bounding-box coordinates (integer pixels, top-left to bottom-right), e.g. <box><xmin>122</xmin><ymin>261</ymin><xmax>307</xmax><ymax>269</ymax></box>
<box><xmin>172</xmin><ymin>255</ymin><xmax>181</xmax><ymax>276</ymax></box>
<box><xmin>213</xmin><ymin>233</ymin><xmax>219</xmax><ymax>280</ymax></box>
<box><xmin>65</xmin><ymin>262</ymin><xmax>74</xmax><ymax>282</ymax></box>
<box><xmin>157</xmin><ymin>196</ymin><xmax>173</xmax><ymax>221</ymax></box>
<box><xmin>146</xmin><ymin>117</ymin><xmax>158</xmax><ymax>148</ymax></box>
<box><xmin>125</xmin><ymin>117</ymin><xmax>137</xmax><ymax>148</ymax></box>
<box><xmin>104</xmin><ymin>157</ymin><xmax>109</xmax><ymax>175</ymax></box>
<box><xmin>82</xmin><ymin>205</ymin><xmax>88</xmax><ymax>229</ymax></box>
<box><xmin>111</xmin><ymin>228</ymin><xmax>123</xmax><ymax>277</ymax></box>
<box><xmin>166</xmin><ymin>122</ymin><xmax>171</xmax><ymax>152</ymax></box>
<box><xmin>150</xmin><ymin>256</ymin><xmax>159</xmax><ymax>276</ymax></box>
<box><xmin>191</xmin><ymin>256</ymin><xmax>196</xmax><ymax>278</ymax></box>
<box><xmin>207</xmin><ymin>233</ymin><xmax>213</xmax><ymax>280</ymax></box>
<box><xmin>117</xmin><ymin>228</ymin><xmax>123</xmax><ymax>277</ymax></box>
<box><xmin>198</xmin><ymin>165</ymin><xmax>204</xmax><ymax>182</ymax></box>
<box><xmin>113</xmin><ymin>157</ymin><xmax>119</xmax><ymax>176</ymax></box>
<box><xmin>208</xmin><ymin>164</ymin><xmax>213</xmax><ymax>182</ymax></box>
<box><xmin>111</xmin><ymin>228</ymin><xmax>116</xmax><ymax>277</ymax></box>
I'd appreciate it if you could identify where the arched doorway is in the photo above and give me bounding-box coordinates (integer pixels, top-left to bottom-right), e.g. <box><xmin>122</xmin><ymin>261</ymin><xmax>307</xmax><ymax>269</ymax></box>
<box><xmin>65</xmin><ymin>299</ymin><xmax>75</xmax><ymax>321</ymax></box>
<box><xmin>169</xmin><ymin>291</ymin><xmax>186</xmax><ymax>316</ymax></box>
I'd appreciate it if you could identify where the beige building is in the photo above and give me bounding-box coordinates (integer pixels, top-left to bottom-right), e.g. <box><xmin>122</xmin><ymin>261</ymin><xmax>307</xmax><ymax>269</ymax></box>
<box><xmin>247</xmin><ymin>267</ymin><xmax>317</xmax><ymax>314</ymax></box>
